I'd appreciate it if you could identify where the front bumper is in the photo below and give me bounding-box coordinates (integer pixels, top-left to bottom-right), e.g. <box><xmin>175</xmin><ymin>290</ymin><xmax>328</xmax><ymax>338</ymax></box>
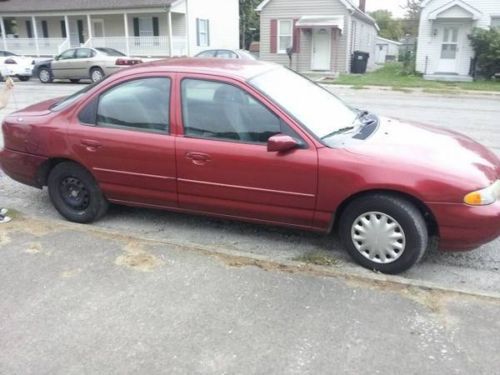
<box><xmin>0</xmin><ymin>148</ymin><xmax>47</xmax><ymax>188</ymax></box>
<box><xmin>428</xmin><ymin>201</ymin><xmax>500</xmax><ymax>251</ymax></box>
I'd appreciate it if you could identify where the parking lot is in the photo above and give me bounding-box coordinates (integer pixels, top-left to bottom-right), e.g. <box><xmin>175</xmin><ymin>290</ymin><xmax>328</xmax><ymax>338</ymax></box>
<box><xmin>1</xmin><ymin>80</ymin><xmax>499</xmax><ymax>373</ymax></box>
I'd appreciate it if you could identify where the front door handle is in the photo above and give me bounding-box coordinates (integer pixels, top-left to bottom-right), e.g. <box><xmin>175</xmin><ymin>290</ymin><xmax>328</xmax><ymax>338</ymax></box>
<box><xmin>185</xmin><ymin>152</ymin><xmax>211</xmax><ymax>166</ymax></box>
<box><xmin>81</xmin><ymin>139</ymin><xmax>102</xmax><ymax>152</ymax></box>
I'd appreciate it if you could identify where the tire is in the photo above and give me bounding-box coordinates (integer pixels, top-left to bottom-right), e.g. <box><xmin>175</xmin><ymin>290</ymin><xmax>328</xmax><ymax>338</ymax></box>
<box><xmin>48</xmin><ymin>161</ymin><xmax>109</xmax><ymax>223</ymax></box>
<box><xmin>38</xmin><ymin>67</ymin><xmax>52</xmax><ymax>83</ymax></box>
<box><xmin>90</xmin><ymin>67</ymin><xmax>104</xmax><ymax>83</ymax></box>
<box><xmin>338</xmin><ymin>194</ymin><xmax>428</xmax><ymax>274</ymax></box>
<box><xmin>70</xmin><ymin>79</ymin><xmax>80</xmax><ymax>83</ymax></box>
<box><xmin>17</xmin><ymin>75</ymin><xmax>31</xmax><ymax>82</ymax></box>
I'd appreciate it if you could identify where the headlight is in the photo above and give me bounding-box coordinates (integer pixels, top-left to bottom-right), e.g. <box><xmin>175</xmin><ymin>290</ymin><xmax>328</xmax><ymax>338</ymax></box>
<box><xmin>464</xmin><ymin>180</ymin><xmax>500</xmax><ymax>206</ymax></box>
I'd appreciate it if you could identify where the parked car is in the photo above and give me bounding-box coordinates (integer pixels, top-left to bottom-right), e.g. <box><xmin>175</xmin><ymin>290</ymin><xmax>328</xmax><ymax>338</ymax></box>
<box><xmin>195</xmin><ymin>49</ymin><xmax>256</xmax><ymax>60</ymax></box>
<box><xmin>1</xmin><ymin>59</ymin><xmax>499</xmax><ymax>274</ymax></box>
<box><xmin>34</xmin><ymin>47</ymin><xmax>142</xmax><ymax>84</ymax></box>
<box><xmin>0</xmin><ymin>50</ymin><xmax>34</xmax><ymax>81</ymax></box>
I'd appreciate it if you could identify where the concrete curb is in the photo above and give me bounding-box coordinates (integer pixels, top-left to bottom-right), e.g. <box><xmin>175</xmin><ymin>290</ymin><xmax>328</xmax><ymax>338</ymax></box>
<box><xmin>317</xmin><ymin>82</ymin><xmax>500</xmax><ymax>98</ymax></box>
<box><xmin>9</xmin><ymin>214</ymin><xmax>500</xmax><ymax>303</ymax></box>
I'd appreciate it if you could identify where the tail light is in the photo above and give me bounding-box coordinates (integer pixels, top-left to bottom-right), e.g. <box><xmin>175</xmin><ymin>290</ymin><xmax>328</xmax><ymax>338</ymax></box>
<box><xmin>5</xmin><ymin>58</ymin><xmax>17</xmax><ymax>64</ymax></box>
<box><xmin>115</xmin><ymin>58</ymin><xmax>143</xmax><ymax>66</ymax></box>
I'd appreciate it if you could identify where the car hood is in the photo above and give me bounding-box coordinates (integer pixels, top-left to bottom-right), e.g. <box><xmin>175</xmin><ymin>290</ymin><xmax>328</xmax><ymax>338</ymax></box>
<box><xmin>7</xmin><ymin>97</ymin><xmax>63</xmax><ymax>117</ymax></box>
<box><xmin>344</xmin><ymin>117</ymin><xmax>500</xmax><ymax>188</ymax></box>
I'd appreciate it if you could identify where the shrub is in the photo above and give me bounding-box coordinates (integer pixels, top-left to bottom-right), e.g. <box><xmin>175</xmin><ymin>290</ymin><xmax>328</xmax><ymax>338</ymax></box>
<box><xmin>469</xmin><ymin>28</ymin><xmax>500</xmax><ymax>79</ymax></box>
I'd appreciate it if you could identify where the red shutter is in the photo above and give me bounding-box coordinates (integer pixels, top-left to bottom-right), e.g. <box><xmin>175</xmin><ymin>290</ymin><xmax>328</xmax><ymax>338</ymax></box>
<box><xmin>270</xmin><ymin>19</ymin><xmax>277</xmax><ymax>53</ymax></box>
<box><xmin>293</xmin><ymin>19</ymin><xmax>301</xmax><ymax>53</ymax></box>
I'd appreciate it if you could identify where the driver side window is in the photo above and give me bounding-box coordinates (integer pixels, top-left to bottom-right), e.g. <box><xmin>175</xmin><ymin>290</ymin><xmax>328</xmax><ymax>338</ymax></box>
<box><xmin>59</xmin><ymin>49</ymin><xmax>75</xmax><ymax>60</ymax></box>
<box><xmin>181</xmin><ymin>79</ymin><xmax>286</xmax><ymax>144</ymax></box>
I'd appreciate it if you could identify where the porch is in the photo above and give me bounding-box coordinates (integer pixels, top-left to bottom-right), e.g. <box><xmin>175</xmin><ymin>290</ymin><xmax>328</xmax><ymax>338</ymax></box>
<box><xmin>0</xmin><ymin>10</ymin><xmax>188</xmax><ymax>57</ymax></box>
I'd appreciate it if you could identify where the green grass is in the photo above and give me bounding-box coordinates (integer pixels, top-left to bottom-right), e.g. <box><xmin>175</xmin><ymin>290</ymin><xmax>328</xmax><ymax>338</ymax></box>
<box><xmin>325</xmin><ymin>63</ymin><xmax>500</xmax><ymax>92</ymax></box>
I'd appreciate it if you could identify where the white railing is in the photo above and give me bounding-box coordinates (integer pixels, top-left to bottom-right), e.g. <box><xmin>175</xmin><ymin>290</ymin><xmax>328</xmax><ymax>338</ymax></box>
<box><xmin>4</xmin><ymin>36</ymin><xmax>188</xmax><ymax>57</ymax></box>
<box><xmin>5</xmin><ymin>37</ymin><xmax>65</xmax><ymax>56</ymax></box>
<box><xmin>87</xmin><ymin>36</ymin><xmax>187</xmax><ymax>57</ymax></box>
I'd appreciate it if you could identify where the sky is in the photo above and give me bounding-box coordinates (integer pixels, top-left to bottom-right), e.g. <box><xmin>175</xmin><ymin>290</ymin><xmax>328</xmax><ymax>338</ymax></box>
<box><xmin>365</xmin><ymin>0</ymin><xmax>409</xmax><ymax>18</ymax></box>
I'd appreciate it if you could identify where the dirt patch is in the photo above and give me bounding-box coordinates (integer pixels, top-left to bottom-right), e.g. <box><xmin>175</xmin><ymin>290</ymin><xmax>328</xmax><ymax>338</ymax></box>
<box><xmin>24</xmin><ymin>242</ymin><xmax>42</xmax><ymax>254</ymax></box>
<box><xmin>61</xmin><ymin>268</ymin><xmax>82</xmax><ymax>278</ymax></box>
<box><xmin>115</xmin><ymin>241</ymin><xmax>164</xmax><ymax>272</ymax></box>
<box><xmin>0</xmin><ymin>231</ymin><xmax>11</xmax><ymax>247</ymax></box>
<box><xmin>293</xmin><ymin>251</ymin><xmax>340</xmax><ymax>267</ymax></box>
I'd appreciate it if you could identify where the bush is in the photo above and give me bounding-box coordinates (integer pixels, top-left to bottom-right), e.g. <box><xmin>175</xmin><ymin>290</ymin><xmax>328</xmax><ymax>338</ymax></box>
<box><xmin>469</xmin><ymin>28</ymin><xmax>500</xmax><ymax>79</ymax></box>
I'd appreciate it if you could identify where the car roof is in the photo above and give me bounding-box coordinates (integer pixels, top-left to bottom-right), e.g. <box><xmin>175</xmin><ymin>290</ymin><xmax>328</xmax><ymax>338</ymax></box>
<box><xmin>119</xmin><ymin>58</ymin><xmax>278</xmax><ymax>81</ymax></box>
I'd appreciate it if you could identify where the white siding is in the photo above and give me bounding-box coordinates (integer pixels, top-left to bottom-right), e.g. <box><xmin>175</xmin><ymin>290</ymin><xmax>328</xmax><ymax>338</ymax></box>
<box><xmin>350</xmin><ymin>14</ymin><xmax>378</xmax><ymax>70</ymax></box>
<box><xmin>416</xmin><ymin>0</ymin><xmax>500</xmax><ymax>76</ymax></box>
<box><xmin>259</xmin><ymin>0</ymin><xmax>350</xmax><ymax>73</ymax></box>
<box><xmin>186</xmin><ymin>0</ymin><xmax>239</xmax><ymax>56</ymax></box>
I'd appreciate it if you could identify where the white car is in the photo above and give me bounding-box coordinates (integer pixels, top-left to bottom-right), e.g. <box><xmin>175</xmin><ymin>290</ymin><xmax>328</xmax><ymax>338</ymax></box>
<box><xmin>0</xmin><ymin>51</ymin><xmax>34</xmax><ymax>81</ymax></box>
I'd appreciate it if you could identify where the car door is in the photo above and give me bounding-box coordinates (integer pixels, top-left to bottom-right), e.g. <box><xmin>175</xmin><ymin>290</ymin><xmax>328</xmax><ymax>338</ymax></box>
<box><xmin>51</xmin><ymin>49</ymin><xmax>76</xmax><ymax>79</ymax></box>
<box><xmin>73</xmin><ymin>48</ymin><xmax>94</xmax><ymax>78</ymax></box>
<box><xmin>175</xmin><ymin>76</ymin><xmax>318</xmax><ymax>228</ymax></box>
<box><xmin>67</xmin><ymin>74</ymin><xmax>177</xmax><ymax>208</ymax></box>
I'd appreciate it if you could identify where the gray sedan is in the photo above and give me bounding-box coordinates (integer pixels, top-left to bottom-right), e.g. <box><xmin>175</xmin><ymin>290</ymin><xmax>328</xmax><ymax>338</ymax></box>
<box><xmin>36</xmin><ymin>47</ymin><xmax>142</xmax><ymax>84</ymax></box>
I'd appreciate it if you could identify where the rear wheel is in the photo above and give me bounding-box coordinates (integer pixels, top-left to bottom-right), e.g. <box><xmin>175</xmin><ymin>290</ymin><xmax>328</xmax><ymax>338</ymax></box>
<box><xmin>90</xmin><ymin>67</ymin><xmax>104</xmax><ymax>83</ymax></box>
<box><xmin>339</xmin><ymin>194</ymin><xmax>428</xmax><ymax>274</ymax></box>
<box><xmin>38</xmin><ymin>67</ymin><xmax>52</xmax><ymax>83</ymax></box>
<box><xmin>70</xmin><ymin>79</ymin><xmax>80</xmax><ymax>83</ymax></box>
<box><xmin>48</xmin><ymin>162</ymin><xmax>109</xmax><ymax>223</ymax></box>
<box><xmin>17</xmin><ymin>75</ymin><xmax>31</xmax><ymax>82</ymax></box>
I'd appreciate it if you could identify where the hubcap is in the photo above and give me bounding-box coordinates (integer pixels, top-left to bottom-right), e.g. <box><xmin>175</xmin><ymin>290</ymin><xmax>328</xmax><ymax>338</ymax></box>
<box><xmin>92</xmin><ymin>70</ymin><xmax>103</xmax><ymax>82</ymax></box>
<box><xmin>59</xmin><ymin>177</ymin><xmax>90</xmax><ymax>210</ymax></box>
<box><xmin>40</xmin><ymin>70</ymin><xmax>50</xmax><ymax>82</ymax></box>
<box><xmin>351</xmin><ymin>212</ymin><xmax>406</xmax><ymax>264</ymax></box>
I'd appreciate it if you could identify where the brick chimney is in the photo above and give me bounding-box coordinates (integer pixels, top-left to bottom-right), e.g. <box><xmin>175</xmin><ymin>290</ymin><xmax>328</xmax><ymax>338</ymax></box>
<box><xmin>359</xmin><ymin>0</ymin><xmax>366</xmax><ymax>12</ymax></box>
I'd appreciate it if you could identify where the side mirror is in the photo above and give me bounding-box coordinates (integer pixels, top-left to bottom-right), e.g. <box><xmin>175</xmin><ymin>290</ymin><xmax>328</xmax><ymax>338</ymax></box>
<box><xmin>267</xmin><ymin>134</ymin><xmax>299</xmax><ymax>152</ymax></box>
<box><xmin>54</xmin><ymin>55</ymin><xmax>60</xmax><ymax>61</ymax></box>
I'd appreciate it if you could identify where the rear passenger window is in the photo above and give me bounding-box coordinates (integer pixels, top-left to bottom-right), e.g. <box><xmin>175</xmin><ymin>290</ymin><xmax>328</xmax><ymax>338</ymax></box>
<box><xmin>96</xmin><ymin>77</ymin><xmax>171</xmax><ymax>133</ymax></box>
<box><xmin>181</xmin><ymin>79</ymin><xmax>283</xmax><ymax>143</ymax></box>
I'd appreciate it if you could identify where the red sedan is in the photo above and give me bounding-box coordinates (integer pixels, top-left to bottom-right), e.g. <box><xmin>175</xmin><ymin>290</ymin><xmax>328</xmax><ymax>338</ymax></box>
<box><xmin>1</xmin><ymin>59</ymin><xmax>499</xmax><ymax>273</ymax></box>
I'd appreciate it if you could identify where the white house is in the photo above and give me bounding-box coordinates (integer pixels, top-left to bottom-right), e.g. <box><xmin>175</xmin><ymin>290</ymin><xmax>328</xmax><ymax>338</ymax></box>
<box><xmin>375</xmin><ymin>36</ymin><xmax>401</xmax><ymax>64</ymax></box>
<box><xmin>0</xmin><ymin>0</ymin><xmax>239</xmax><ymax>57</ymax></box>
<box><xmin>256</xmin><ymin>0</ymin><xmax>379</xmax><ymax>74</ymax></box>
<box><xmin>416</xmin><ymin>0</ymin><xmax>500</xmax><ymax>81</ymax></box>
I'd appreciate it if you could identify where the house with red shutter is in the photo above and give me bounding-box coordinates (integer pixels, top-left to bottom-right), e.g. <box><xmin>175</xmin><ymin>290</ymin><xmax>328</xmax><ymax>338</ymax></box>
<box><xmin>256</xmin><ymin>0</ymin><xmax>378</xmax><ymax>74</ymax></box>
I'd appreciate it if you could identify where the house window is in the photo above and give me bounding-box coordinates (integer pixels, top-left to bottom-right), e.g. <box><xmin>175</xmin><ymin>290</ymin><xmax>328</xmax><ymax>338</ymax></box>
<box><xmin>278</xmin><ymin>19</ymin><xmax>293</xmax><ymax>53</ymax></box>
<box><xmin>41</xmin><ymin>20</ymin><xmax>49</xmax><ymax>38</ymax></box>
<box><xmin>197</xmin><ymin>18</ymin><xmax>210</xmax><ymax>47</ymax></box>
<box><xmin>26</xmin><ymin>20</ymin><xmax>33</xmax><ymax>38</ymax></box>
<box><xmin>492</xmin><ymin>17</ymin><xmax>500</xmax><ymax>29</ymax></box>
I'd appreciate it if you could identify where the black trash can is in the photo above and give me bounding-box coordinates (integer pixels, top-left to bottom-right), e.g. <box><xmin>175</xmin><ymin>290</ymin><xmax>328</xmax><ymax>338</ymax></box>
<box><xmin>351</xmin><ymin>51</ymin><xmax>370</xmax><ymax>74</ymax></box>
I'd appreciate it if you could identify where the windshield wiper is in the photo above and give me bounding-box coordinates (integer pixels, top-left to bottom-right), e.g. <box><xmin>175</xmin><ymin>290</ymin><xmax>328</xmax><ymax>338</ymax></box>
<box><xmin>321</xmin><ymin>126</ymin><xmax>355</xmax><ymax>140</ymax></box>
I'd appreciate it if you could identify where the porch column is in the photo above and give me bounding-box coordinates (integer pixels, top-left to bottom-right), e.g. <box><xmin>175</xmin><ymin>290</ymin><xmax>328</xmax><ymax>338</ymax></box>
<box><xmin>32</xmin><ymin>16</ymin><xmax>40</xmax><ymax>56</ymax></box>
<box><xmin>86</xmin><ymin>14</ymin><xmax>92</xmax><ymax>45</ymax></box>
<box><xmin>0</xmin><ymin>17</ymin><xmax>7</xmax><ymax>51</ymax></box>
<box><xmin>185</xmin><ymin>0</ymin><xmax>191</xmax><ymax>56</ymax></box>
<box><xmin>167</xmin><ymin>11</ymin><xmax>173</xmax><ymax>56</ymax></box>
<box><xmin>123</xmin><ymin>13</ymin><xmax>130</xmax><ymax>56</ymax></box>
<box><xmin>64</xmin><ymin>15</ymin><xmax>70</xmax><ymax>45</ymax></box>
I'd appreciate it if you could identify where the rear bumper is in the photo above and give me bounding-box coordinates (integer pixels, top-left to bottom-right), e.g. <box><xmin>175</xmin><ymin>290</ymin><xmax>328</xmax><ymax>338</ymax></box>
<box><xmin>428</xmin><ymin>201</ymin><xmax>500</xmax><ymax>251</ymax></box>
<box><xmin>0</xmin><ymin>148</ymin><xmax>47</xmax><ymax>188</ymax></box>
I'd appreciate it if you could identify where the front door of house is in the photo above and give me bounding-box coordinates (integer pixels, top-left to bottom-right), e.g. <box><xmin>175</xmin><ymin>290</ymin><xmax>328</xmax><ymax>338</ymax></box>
<box><xmin>438</xmin><ymin>26</ymin><xmax>459</xmax><ymax>73</ymax></box>
<box><xmin>92</xmin><ymin>19</ymin><xmax>105</xmax><ymax>38</ymax></box>
<box><xmin>311</xmin><ymin>29</ymin><xmax>331</xmax><ymax>71</ymax></box>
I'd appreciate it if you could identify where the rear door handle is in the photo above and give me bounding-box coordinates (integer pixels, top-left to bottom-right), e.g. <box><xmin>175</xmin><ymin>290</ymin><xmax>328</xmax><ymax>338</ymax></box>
<box><xmin>81</xmin><ymin>139</ymin><xmax>102</xmax><ymax>152</ymax></box>
<box><xmin>185</xmin><ymin>152</ymin><xmax>211</xmax><ymax>165</ymax></box>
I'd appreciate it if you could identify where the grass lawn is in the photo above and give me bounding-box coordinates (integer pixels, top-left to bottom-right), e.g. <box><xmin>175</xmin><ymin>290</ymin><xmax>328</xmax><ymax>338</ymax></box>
<box><xmin>325</xmin><ymin>63</ymin><xmax>500</xmax><ymax>92</ymax></box>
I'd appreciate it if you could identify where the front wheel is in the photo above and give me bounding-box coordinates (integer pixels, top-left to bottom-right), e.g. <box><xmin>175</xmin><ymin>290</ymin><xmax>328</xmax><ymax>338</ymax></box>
<box><xmin>48</xmin><ymin>162</ymin><xmax>109</xmax><ymax>223</ymax></box>
<box><xmin>17</xmin><ymin>75</ymin><xmax>31</xmax><ymax>82</ymax></box>
<box><xmin>38</xmin><ymin>67</ymin><xmax>52</xmax><ymax>83</ymax></box>
<box><xmin>339</xmin><ymin>194</ymin><xmax>428</xmax><ymax>274</ymax></box>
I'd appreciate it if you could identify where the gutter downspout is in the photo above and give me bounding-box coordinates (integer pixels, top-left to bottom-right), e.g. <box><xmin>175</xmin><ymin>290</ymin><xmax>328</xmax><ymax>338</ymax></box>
<box><xmin>185</xmin><ymin>0</ymin><xmax>191</xmax><ymax>56</ymax></box>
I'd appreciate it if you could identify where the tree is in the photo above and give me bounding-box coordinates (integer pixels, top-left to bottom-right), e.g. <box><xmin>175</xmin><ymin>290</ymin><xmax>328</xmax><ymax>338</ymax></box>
<box><xmin>239</xmin><ymin>0</ymin><xmax>260</xmax><ymax>49</ymax></box>
<box><xmin>369</xmin><ymin>10</ymin><xmax>403</xmax><ymax>40</ymax></box>
<box><xmin>469</xmin><ymin>28</ymin><xmax>500</xmax><ymax>79</ymax></box>
<box><xmin>402</xmin><ymin>0</ymin><xmax>423</xmax><ymax>37</ymax></box>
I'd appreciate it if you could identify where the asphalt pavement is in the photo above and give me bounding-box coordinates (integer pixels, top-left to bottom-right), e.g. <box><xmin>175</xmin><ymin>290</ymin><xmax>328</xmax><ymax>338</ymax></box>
<box><xmin>0</xmin><ymin>80</ymin><xmax>499</xmax><ymax>374</ymax></box>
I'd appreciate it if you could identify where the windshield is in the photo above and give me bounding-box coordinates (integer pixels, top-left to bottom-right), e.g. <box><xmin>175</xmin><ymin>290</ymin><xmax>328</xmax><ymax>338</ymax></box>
<box><xmin>50</xmin><ymin>79</ymin><xmax>106</xmax><ymax>111</ymax></box>
<box><xmin>249</xmin><ymin>68</ymin><xmax>357</xmax><ymax>139</ymax></box>
<box><xmin>95</xmin><ymin>48</ymin><xmax>126</xmax><ymax>56</ymax></box>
